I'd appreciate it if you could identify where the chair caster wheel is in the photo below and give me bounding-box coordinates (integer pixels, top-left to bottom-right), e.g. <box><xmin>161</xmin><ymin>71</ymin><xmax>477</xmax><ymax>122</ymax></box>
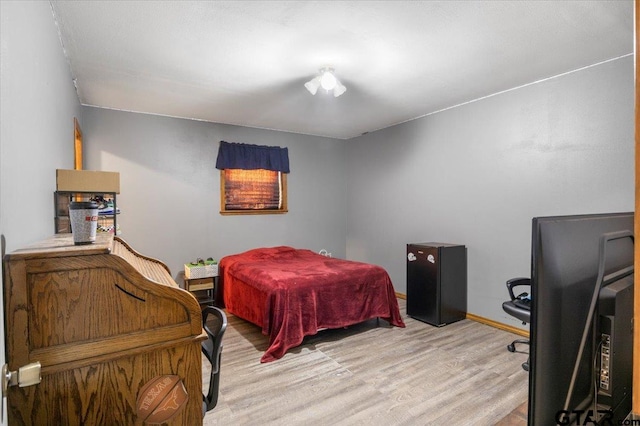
<box><xmin>507</xmin><ymin>343</ymin><xmax>516</xmax><ymax>352</ymax></box>
<box><xmin>522</xmin><ymin>362</ymin><xmax>529</xmax><ymax>371</ymax></box>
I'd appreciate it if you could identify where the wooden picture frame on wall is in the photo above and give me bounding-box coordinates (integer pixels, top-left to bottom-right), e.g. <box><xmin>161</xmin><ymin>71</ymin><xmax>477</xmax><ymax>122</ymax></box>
<box><xmin>74</xmin><ymin>117</ymin><xmax>83</xmax><ymax>170</ymax></box>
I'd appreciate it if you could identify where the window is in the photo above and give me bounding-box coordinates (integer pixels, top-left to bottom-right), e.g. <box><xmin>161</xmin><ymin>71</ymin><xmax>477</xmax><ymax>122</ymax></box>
<box><xmin>216</xmin><ymin>140</ymin><xmax>290</xmax><ymax>215</ymax></box>
<box><xmin>220</xmin><ymin>169</ymin><xmax>288</xmax><ymax>215</ymax></box>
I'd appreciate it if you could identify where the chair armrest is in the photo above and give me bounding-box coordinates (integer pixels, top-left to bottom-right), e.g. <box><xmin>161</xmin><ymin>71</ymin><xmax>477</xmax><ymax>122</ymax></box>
<box><xmin>506</xmin><ymin>277</ymin><xmax>531</xmax><ymax>301</ymax></box>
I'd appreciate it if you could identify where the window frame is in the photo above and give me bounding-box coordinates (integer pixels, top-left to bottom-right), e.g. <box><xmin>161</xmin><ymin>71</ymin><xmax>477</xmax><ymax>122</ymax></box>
<box><xmin>219</xmin><ymin>169</ymin><xmax>288</xmax><ymax>215</ymax></box>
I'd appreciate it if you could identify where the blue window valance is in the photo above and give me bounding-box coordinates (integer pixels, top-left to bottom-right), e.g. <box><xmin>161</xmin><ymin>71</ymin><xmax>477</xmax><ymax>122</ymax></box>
<box><xmin>215</xmin><ymin>141</ymin><xmax>290</xmax><ymax>173</ymax></box>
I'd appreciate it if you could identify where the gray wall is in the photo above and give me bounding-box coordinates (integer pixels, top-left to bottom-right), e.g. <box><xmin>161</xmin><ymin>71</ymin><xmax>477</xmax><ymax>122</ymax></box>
<box><xmin>83</xmin><ymin>57</ymin><xmax>634</xmax><ymax>330</ymax></box>
<box><xmin>0</xmin><ymin>1</ymin><xmax>81</xmax><ymax>250</ymax></box>
<box><xmin>81</xmin><ymin>108</ymin><xmax>347</xmax><ymax>280</ymax></box>
<box><xmin>346</xmin><ymin>56</ymin><xmax>634</xmax><ymax>329</ymax></box>
<box><xmin>0</xmin><ymin>0</ymin><xmax>82</xmax><ymax>414</ymax></box>
<box><xmin>0</xmin><ymin>2</ymin><xmax>634</xmax><ymax>357</ymax></box>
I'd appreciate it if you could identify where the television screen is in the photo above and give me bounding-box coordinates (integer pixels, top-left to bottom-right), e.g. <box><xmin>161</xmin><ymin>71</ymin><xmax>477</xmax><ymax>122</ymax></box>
<box><xmin>528</xmin><ymin>212</ymin><xmax>633</xmax><ymax>425</ymax></box>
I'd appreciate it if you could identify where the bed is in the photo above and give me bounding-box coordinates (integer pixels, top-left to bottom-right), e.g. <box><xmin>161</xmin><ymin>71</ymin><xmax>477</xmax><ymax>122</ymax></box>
<box><xmin>218</xmin><ymin>246</ymin><xmax>405</xmax><ymax>362</ymax></box>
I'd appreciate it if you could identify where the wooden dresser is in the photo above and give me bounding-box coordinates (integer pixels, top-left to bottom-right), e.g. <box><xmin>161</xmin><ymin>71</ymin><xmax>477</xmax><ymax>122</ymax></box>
<box><xmin>3</xmin><ymin>233</ymin><xmax>206</xmax><ymax>425</ymax></box>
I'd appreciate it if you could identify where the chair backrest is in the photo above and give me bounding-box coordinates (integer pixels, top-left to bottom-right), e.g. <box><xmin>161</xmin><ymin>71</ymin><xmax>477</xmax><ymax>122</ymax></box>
<box><xmin>202</xmin><ymin>306</ymin><xmax>227</xmax><ymax>374</ymax></box>
<box><xmin>201</xmin><ymin>306</ymin><xmax>227</xmax><ymax>414</ymax></box>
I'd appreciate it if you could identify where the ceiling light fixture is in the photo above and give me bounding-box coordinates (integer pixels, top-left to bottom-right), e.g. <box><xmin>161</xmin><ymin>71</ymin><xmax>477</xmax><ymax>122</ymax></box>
<box><xmin>304</xmin><ymin>68</ymin><xmax>346</xmax><ymax>97</ymax></box>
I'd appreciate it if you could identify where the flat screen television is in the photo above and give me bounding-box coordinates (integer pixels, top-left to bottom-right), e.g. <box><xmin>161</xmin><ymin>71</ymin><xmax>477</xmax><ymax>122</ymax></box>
<box><xmin>528</xmin><ymin>212</ymin><xmax>634</xmax><ymax>425</ymax></box>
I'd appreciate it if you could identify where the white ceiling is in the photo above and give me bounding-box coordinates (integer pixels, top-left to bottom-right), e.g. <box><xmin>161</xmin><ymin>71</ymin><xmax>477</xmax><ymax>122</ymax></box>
<box><xmin>50</xmin><ymin>1</ymin><xmax>633</xmax><ymax>140</ymax></box>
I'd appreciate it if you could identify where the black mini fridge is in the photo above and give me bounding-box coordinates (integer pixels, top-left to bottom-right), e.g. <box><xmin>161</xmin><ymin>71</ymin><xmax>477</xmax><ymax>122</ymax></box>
<box><xmin>406</xmin><ymin>242</ymin><xmax>467</xmax><ymax>326</ymax></box>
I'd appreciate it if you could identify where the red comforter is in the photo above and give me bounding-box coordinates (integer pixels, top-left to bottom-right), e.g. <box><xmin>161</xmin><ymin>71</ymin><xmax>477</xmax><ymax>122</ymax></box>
<box><xmin>218</xmin><ymin>246</ymin><xmax>405</xmax><ymax>362</ymax></box>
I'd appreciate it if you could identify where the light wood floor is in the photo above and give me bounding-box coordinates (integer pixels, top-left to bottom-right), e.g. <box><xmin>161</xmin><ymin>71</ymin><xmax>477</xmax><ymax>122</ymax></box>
<box><xmin>203</xmin><ymin>299</ymin><xmax>529</xmax><ymax>425</ymax></box>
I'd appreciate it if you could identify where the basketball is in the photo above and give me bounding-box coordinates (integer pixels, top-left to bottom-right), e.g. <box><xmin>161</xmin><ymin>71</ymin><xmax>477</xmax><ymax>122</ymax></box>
<box><xmin>136</xmin><ymin>375</ymin><xmax>189</xmax><ymax>424</ymax></box>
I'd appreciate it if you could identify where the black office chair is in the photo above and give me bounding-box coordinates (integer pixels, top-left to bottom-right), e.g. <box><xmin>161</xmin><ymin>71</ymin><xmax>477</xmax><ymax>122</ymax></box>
<box><xmin>201</xmin><ymin>306</ymin><xmax>227</xmax><ymax>414</ymax></box>
<box><xmin>501</xmin><ymin>277</ymin><xmax>531</xmax><ymax>371</ymax></box>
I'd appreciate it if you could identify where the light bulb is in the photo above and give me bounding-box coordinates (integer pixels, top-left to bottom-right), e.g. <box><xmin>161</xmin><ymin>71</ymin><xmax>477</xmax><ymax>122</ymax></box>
<box><xmin>320</xmin><ymin>71</ymin><xmax>337</xmax><ymax>91</ymax></box>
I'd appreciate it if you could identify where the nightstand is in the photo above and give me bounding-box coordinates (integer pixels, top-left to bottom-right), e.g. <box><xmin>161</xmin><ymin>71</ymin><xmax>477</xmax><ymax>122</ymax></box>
<box><xmin>183</xmin><ymin>275</ymin><xmax>217</xmax><ymax>306</ymax></box>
